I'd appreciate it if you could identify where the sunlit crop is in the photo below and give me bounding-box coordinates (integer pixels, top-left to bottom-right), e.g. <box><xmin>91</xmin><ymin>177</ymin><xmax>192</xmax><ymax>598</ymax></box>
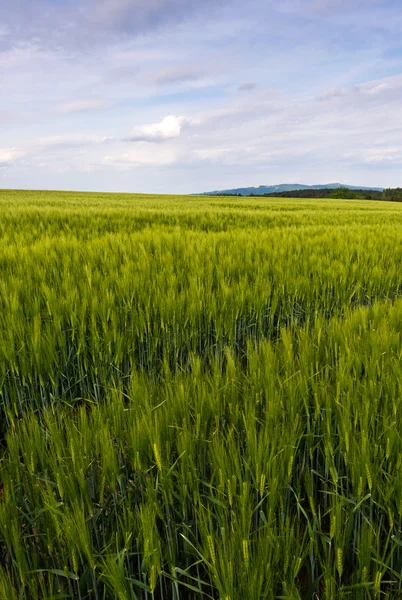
<box><xmin>0</xmin><ymin>189</ymin><xmax>401</xmax><ymax>599</ymax></box>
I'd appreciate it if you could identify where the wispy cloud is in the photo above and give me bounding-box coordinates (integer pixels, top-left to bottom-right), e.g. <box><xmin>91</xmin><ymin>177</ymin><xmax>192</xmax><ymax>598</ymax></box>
<box><xmin>150</xmin><ymin>65</ymin><xmax>206</xmax><ymax>86</ymax></box>
<box><xmin>104</xmin><ymin>143</ymin><xmax>179</xmax><ymax>168</ymax></box>
<box><xmin>55</xmin><ymin>98</ymin><xmax>108</xmax><ymax>114</ymax></box>
<box><xmin>35</xmin><ymin>135</ymin><xmax>114</xmax><ymax>149</ymax></box>
<box><xmin>2</xmin><ymin>0</ymin><xmax>402</xmax><ymax>192</ymax></box>
<box><xmin>1</xmin><ymin>0</ymin><xmax>230</xmax><ymax>51</ymax></box>
<box><xmin>238</xmin><ymin>83</ymin><xmax>257</xmax><ymax>92</ymax></box>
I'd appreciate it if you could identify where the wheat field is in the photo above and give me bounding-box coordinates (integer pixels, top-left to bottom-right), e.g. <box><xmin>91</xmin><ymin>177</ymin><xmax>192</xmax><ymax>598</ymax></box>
<box><xmin>0</xmin><ymin>190</ymin><xmax>401</xmax><ymax>599</ymax></box>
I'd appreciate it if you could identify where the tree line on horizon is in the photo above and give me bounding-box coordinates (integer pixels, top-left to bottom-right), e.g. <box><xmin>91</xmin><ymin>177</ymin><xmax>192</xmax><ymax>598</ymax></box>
<box><xmin>217</xmin><ymin>187</ymin><xmax>402</xmax><ymax>201</ymax></box>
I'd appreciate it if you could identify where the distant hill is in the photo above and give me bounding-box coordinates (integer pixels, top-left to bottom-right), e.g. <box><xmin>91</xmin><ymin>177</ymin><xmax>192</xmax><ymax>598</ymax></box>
<box><xmin>197</xmin><ymin>183</ymin><xmax>384</xmax><ymax>196</ymax></box>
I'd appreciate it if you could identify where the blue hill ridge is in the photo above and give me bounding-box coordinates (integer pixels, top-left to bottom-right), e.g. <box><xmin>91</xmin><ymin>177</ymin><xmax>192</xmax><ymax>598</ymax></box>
<box><xmin>197</xmin><ymin>183</ymin><xmax>384</xmax><ymax>196</ymax></box>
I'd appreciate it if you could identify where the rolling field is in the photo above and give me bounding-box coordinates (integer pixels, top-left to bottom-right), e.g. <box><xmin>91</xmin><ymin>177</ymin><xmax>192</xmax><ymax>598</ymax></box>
<box><xmin>0</xmin><ymin>189</ymin><xmax>402</xmax><ymax>599</ymax></box>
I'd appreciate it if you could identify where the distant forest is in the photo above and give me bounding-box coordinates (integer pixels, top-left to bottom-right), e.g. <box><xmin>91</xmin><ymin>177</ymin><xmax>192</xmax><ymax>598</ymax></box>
<box><xmin>218</xmin><ymin>188</ymin><xmax>402</xmax><ymax>201</ymax></box>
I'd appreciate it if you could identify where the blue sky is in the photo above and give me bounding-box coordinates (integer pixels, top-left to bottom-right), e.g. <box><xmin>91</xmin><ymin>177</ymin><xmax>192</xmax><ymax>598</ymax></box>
<box><xmin>1</xmin><ymin>0</ymin><xmax>402</xmax><ymax>193</ymax></box>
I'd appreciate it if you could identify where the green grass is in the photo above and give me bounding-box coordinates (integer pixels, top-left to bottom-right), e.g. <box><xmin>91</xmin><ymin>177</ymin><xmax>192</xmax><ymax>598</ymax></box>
<box><xmin>0</xmin><ymin>189</ymin><xmax>402</xmax><ymax>599</ymax></box>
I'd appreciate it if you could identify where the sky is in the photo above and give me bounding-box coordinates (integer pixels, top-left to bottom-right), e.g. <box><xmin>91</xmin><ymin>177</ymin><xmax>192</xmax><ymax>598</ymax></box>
<box><xmin>1</xmin><ymin>0</ymin><xmax>402</xmax><ymax>193</ymax></box>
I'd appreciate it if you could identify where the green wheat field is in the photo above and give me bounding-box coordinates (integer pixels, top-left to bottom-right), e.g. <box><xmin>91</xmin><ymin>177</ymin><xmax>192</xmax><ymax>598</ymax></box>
<box><xmin>0</xmin><ymin>189</ymin><xmax>402</xmax><ymax>599</ymax></box>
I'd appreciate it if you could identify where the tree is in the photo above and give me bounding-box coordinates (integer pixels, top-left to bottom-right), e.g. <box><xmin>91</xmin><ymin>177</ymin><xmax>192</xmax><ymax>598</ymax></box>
<box><xmin>383</xmin><ymin>188</ymin><xmax>402</xmax><ymax>201</ymax></box>
<box><xmin>330</xmin><ymin>188</ymin><xmax>363</xmax><ymax>199</ymax></box>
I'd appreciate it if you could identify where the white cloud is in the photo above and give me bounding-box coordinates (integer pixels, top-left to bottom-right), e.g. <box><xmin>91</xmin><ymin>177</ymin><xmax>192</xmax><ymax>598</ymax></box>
<box><xmin>357</xmin><ymin>75</ymin><xmax>402</xmax><ymax>94</ymax></box>
<box><xmin>127</xmin><ymin>115</ymin><xmax>195</xmax><ymax>142</ymax></box>
<box><xmin>366</xmin><ymin>83</ymin><xmax>389</xmax><ymax>95</ymax></box>
<box><xmin>8</xmin><ymin>70</ymin><xmax>402</xmax><ymax>186</ymax></box>
<box><xmin>175</xmin><ymin>72</ymin><xmax>402</xmax><ymax>176</ymax></box>
<box><xmin>0</xmin><ymin>147</ymin><xmax>23</xmax><ymax>166</ymax></box>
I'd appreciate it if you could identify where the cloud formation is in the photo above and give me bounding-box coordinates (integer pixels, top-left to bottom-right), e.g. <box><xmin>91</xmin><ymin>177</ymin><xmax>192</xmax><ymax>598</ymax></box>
<box><xmin>127</xmin><ymin>115</ymin><xmax>195</xmax><ymax>142</ymax></box>
<box><xmin>0</xmin><ymin>148</ymin><xmax>23</xmax><ymax>167</ymax></box>
<box><xmin>2</xmin><ymin>0</ymin><xmax>402</xmax><ymax>192</ymax></box>
<box><xmin>56</xmin><ymin>99</ymin><xmax>108</xmax><ymax>114</ymax></box>
<box><xmin>151</xmin><ymin>65</ymin><xmax>206</xmax><ymax>86</ymax></box>
<box><xmin>1</xmin><ymin>0</ymin><xmax>230</xmax><ymax>51</ymax></box>
<box><xmin>36</xmin><ymin>135</ymin><xmax>113</xmax><ymax>150</ymax></box>
<box><xmin>104</xmin><ymin>143</ymin><xmax>179</xmax><ymax>168</ymax></box>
